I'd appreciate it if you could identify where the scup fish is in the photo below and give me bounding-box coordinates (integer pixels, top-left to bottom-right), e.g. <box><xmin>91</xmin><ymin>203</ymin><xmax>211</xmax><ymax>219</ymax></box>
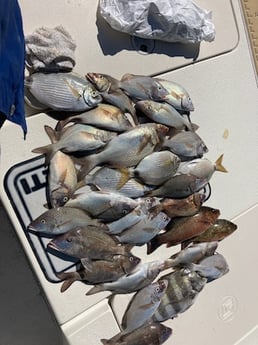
<box><xmin>101</xmin><ymin>322</ymin><xmax>172</xmax><ymax>345</ymax></box>
<box><xmin>56</xmin><ymin>103</ymin><xmax>134</xmax><ymax>132</ymax></box>
<box><xmin>146</xmin><ymin>173</ymin><xmax>208</xmax><ymax>199</ymax></box>
<box><xmin>178</xmin><ymin>154</ymin><xmax>228</xmax><ymax>181</ymax></box>
<box><xmin>86</xmin><ymin>72</ymin><xmax>137</xmax><ymax>123</ymax></box>
<box><xmin>85</xmin><ymin>166</ymin><xmax>155</xmax><ymax>198</ymax></box>
<box><xmin>106</xmin><ymin>205</ymin><xmax>149</xmax><ymax>235</ymax></box>
<box><xmin>116</xmin><ymin>211</ymin><xmax>171</xmax><ymax>246</ymax></box>
<box><xmin>65</xmin><ymin>189</ymin><xmax>138</xmax><ymax>221</ymax></box>
<box><xmin>153</xmin><ymin>268</ymin><xmax>207</xmax><ymax>321</ymax></box>
<box><xmin>189</xmin><ymin>218</ymin><xmax>238</xmax><ymax>244</ymax></box>
<box><xmin>131</xmin><ymin>150</ymin><xmax>181</xmax><ymax>186</ymax></box>
<box><xmin>190</xmin><ymin>253</ymin><xmax>229</xmax><ymax>282</ymax></box>
<box><xmin>47</xmin><ymin>150</ymin><xmax>78</xmax><ymax>207</ymax></box>
<box><xmin>118</xmin><ymin>73</ymin><xmax>169</xmax><ymax>101</ymax></box>
<box><xmin>121</xmin><ymin>280</ymin><xmax>168</xmax><ymax>334</ymax></box>
<box><xmin>78</xmin><ymin>123</ymin><xmax>169</xmax><ymax>177</ymax></box>
<box><xmin>25</xmin><ymin>72</ymin><xmax>102</xmax><ymax>111</ymax></box>
<box><xmin>135</xmin><ymin>100</ymin><xmax>193</xmax><ymax>130</ymax></box>
<box><xmin>87</xmin><ymin>259</ymin><xmax>171</xmax><ymax>295</ymax></box>
<box><xmin>57</xmin><ymin>123</ymin><xmax>116</xmax><ymax>143</ymax></box>
<box><xmin>85</xmin><ymin>73</ymin><xmax>120</xmax><ymax>93</ymax></box>
<box><xmin>27</xmin><ymin>206</ymin><xmax>103</xmax><ymax>235</ymax></box>
<box><xmin>147</xmin><ymin>206</ymin><xmax>220</xmax><ymax>253</ymax></box>
<box><xmin>168</xmin><ymin>242</ymin><xmax>219</xmax><ymax>267</ymax></box>
<box><xmin>32</xmin><ymin>124</ymin><xmax>107</xmax><ymax>164</ymax></box>
<box><xmin>154</xmin><ymin>78</ymin><xmax>194</xmax><ymax>111</ymax></box>
<box><xmin>57</xmin><ymin>253</ymin><xmax>140</xmax><ymax>292</ymax></box>
<box><xmin>162</xmin><ymin>130</ymin><xmax>208</xmax><ymax>160</ymax></box>
<box><xmin>150</xmin><ymin>193</ymin><xmax>204</xmax><ymax>218</ymax></box>
<box><xmin>48</xmin><ymin>224</ymin><xmax>134</xmax><ymax>260</ymax></box>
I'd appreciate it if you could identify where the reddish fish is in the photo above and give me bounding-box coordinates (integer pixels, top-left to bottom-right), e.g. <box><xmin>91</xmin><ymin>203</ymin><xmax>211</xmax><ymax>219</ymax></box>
<box><xmin>147</xmin><ymin>206</ymin><xmax>220</xmax><ymax>254</ymax></box>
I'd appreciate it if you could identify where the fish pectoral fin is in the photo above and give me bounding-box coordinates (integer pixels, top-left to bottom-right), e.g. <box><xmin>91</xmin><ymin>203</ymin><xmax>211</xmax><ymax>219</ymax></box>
<box><xmin>116</xmin><ymin>167</ymin><xmax>131</xmax><ymax>189</ymax></box>
<box><xmin>215</xmin><ymin>154</ymin><xmax>228</xmax><ymax>173</ymax></box>
<box><xmin>143</xmin><ymin>227</ymin><xmax>155</xmax><ymax>233</ymax></box>
<box><xmin>56</xmin><ymin>272</ymin><xmax>78</xmax><ymax>293</ymax></box>
<box><xmin>170</xmin><ymin>90</ymin><xmax>182</xmax><ymax>100</ymax></box>
<box><xmin>139</xmin><ymin>302</ymin><xmax>155</xmax><ymax>310</ymax></box>
<box><xmin>63</xmin><ymin>78</ymin><xmax>81</xmax><ymax>99</ymax></box>
<box><xmin>81</xmin><ymin>258</ymin><xmax>93</xmax><ymax>271</ymax></box>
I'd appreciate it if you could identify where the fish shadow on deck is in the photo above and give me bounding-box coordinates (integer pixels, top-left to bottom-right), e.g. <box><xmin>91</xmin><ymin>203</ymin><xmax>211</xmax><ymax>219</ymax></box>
<box><xmin>95</xmin><ymin>7</ymin><xmax>200</xmax><ymax>61</ymax></box>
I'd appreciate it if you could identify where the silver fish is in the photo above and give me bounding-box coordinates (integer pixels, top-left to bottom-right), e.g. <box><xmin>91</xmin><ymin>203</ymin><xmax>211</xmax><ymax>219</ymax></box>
<box><xmin>190</xmin><ymin>253</ymin><xmax>229</xmax><ymax>282</ymax></box>
<box><xmin>153</xmin><ymin>268</ymin><xmax>207</xmax><ymax>321</ymax></box>
<box><xmin>56</xmin><ymin>123</ymin><xmax>117</xmax><ymax>143</ymax></box>
<box><xmin>32</xmin><ymin>124</ymin><xmax>107</xmax><ymax>164</ymax></box>
<box><xmin>25</xmin><ymin>72</ymin><xmax>102</xmax><ymax>111</ymax></box>
<box><xmin>65</xmin><ymin>189</ymin><xmax>138</xmax><ymax>221</ymax></box>
<box><xmin>48</xmin><ymin>225</ymin><xmax>134</xmax><ymax>260</ymax></box>
<box><xmin>147</xmin><ymin>173</ymin><xmax>208</xmax><ymax>199</ymax></box>
<box><xmin>101</xmin><ymin>322</ymin><xmax>172</xmax><ymax>345</ymax></box>
<box><xmin>27</xmin><ymin>206</ymin><xmax>102</xmax><ymax>235</ymax></box>
<box><xmin>56</xmin><ymin>103</ymin><xmax>134</xmax><ymax>132</ymax></box>
<box><xmin>78</xmin><ymin>123</ymin><xmax>169</xmax><ymax>177</ymax></box>
<box><xmin>85</xmin><ymin>166</ymin><xmax>155</xmax><ymax>198</ymax></box>
<box><xmin>168</xmin><ymin>242</ymin><xmax>219</xmax><ymax>267</ymax></box>
<box><xmin>106</xmin><ymin>205</ymin><xmax>147</xmax><ymax>235</ymax></box>
<box><xmin>154</xmin><ymin>78</ymin><xmax>194</xmax><ymax>111</ymax></box>
<box><xmin>132</xmin><ymin>150</ymin><xmax>181</xmax><ymax>186</ymax></box>
<box><xmin>135</xmin><ymin>100</ymin><xmax>193</xmax><ymax>130</ymax></box>
<box><xmin>86</xmin><ymin>72</ymin><xmax>137</xmax><ymax>123</ymax></box>
<box><xmin>118</xmin><ymin>73</ymin><xmax>169</xmax><ymax>101</ymax></box>
<box><xmin>87</xmin><ymin>259</ymin><xmax>171</xmax><ymax>295</ymax></box>
<box><xmin>47</xmin><ymin>150</ymin><xmax>78</xmax><ymax>207</ymax></box>
<box><xmin>162</xmin><ymin>130</ymin><xmax>208</xmax><ymax>160</ymax></box>
<box><xmin>116</xmin><ymin>211</ymin><xmax>171</xmax><ymax>246</ymax></box>
<box><xmin>178</xmin><ymin>154</ymin><xmax>228</xmax><ymax>181</ymax></box>
<box><xmin>57</xmin><ymin>253</ymin><xmax>140</xmax><ymax>292</ymax></box>
<box><xmin>121</xmin><ymin>280</ymin><xmax>168</xmax><ymax>334</ymax></box>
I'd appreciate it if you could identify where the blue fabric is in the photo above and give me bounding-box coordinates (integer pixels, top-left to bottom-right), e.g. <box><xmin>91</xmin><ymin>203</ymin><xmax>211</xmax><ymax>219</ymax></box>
<box><xmin>0</xmin><ymin>0</ymin><xmax>27</xmax><ymax>137</ymax></box>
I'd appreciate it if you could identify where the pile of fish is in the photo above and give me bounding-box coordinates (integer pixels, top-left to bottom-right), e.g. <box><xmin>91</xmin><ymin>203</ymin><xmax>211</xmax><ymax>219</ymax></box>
<box><xmin>26</xmin><ymin>71</ymin><xmax>237</xmax><ymax>345</ymax></box>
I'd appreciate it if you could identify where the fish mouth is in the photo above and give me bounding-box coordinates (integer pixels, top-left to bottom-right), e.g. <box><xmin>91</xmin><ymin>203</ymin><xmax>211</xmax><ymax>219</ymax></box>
<box><xmin>27</xmin><ymin>225</ymin><xmax>37</xmax><ymax>233</ymax></box>
<box><xmin>47</xmin><ymin>241</ymin><xmax>59</xmax><ymax>251</ymax></box>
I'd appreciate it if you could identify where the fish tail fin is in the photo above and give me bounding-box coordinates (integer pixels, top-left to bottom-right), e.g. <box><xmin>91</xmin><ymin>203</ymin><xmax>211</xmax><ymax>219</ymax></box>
<box><xmin>86</xmin><ymin>284</ymin><xmax>105</xmax><ymax>296</ymax></box>
<box><xmin>77</xmin><ymin>155</ymin><xmax>99</xmax><ymax>180</ymax></box>
<box><xmin>147</xmin><ymin>236</ymin><xmax>162</xmax><ymax>254</ymax></box>
<box><xmin>32</xmin><ymin>143</ymin><xmax>57</xmax><ymax>165</ymax></box>
<box><xmin>55</xmin><ymin>119</ymin><xmax>67</xmax><ymax>131</ymax></box>
<box><xmin>57</xmin><ymin>272</ymin><xmax>79</xmax><ymax>293</ymax></box>
<box><xmin>215</xmin><ymin>154</ymin><xmax>228</xmax><ymax>173</ymax></box>
<box><xmin>44</xmin><ymin>125</ymin><xmax>58</xmax><ymax>144</ymax></box>
<box><xmin>116</xmin><ymin>167</ymin><xmax>132</xmax><ymax>189</ymax></box>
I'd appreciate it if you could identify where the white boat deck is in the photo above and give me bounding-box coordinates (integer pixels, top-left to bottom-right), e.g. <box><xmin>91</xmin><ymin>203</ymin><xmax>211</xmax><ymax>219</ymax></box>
<box><xmin>1</xmin><ymin>0</ymin><xmax>258</xmax><ymax>344</ymax></box>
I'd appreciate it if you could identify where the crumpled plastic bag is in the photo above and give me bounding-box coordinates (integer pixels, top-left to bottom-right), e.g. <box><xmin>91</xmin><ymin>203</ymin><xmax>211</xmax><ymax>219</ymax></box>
<box><xmin>99</xmin><ymin>0</ymin><xmax>215</xmax><ymax>44</ymax></box>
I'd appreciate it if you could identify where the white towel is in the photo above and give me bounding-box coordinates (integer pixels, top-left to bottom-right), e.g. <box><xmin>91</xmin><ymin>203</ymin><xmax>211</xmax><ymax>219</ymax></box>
<box><xmin>25</xmin><ymin>25</ymin><xmax>76</xmax><ymax>73</ymax></box>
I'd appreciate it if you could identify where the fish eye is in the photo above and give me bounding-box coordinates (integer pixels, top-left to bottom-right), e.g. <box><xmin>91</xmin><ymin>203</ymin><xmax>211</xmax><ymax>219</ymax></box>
<box><xmin>155</xmin><ymin>286</ymin><xmax>161</xmax><ymax>293</ymax></box>
<box><xmin>40</xmin><ymin>219</ymin><xmax>46</xmax><ymax>224</ymax></box>
<box><xmin>92</xmin><ymin>90</ymin><xmax>99</xmax><ymax>97</ymax></box>
<box><xmin>66</xmin><ymin>237</ymin><xmax>73</xmax><ymax>243</ymax></box>
<box><xmin>122</xmin><ymin>208</ymin><xmax>128</xmax><ymax>215</ymax></box>
<box><xmin>129</xmin><ymin>256</ymin><xmax>135</xmax><ymax>262</ymax></box>
<box><xmin>63</xmin><ymin>196</ymin><xmax>69</xmax><ymax>203</ymax></box>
